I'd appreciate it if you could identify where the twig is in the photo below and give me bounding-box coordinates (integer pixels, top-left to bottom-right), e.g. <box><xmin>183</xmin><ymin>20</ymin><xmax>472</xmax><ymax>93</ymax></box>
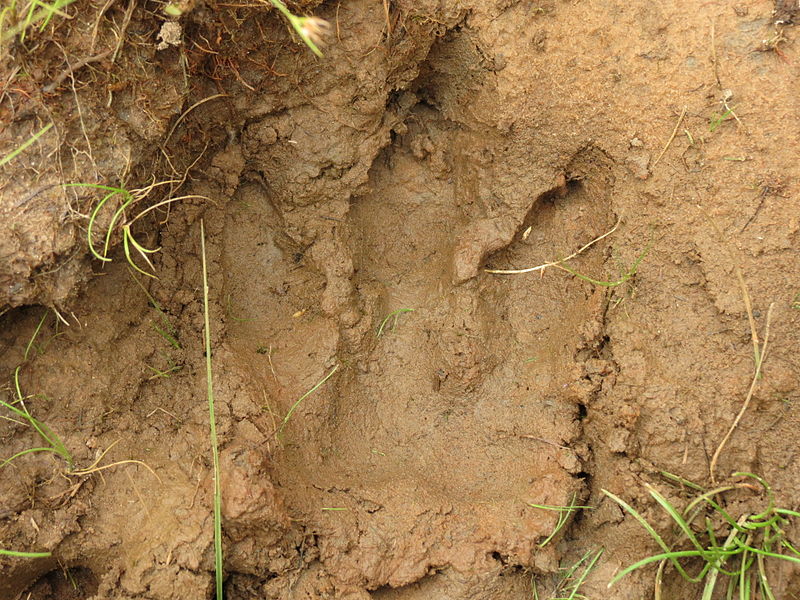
<box><xmin>652</xmin><ymin>106</ymin><xmax>687</xmax><ymax>168</ymax></box>
<box><xmin>485</xmin><ymin>216</ymin><xmax>621</xmax><ymax>275</ymax></box>
<box><xmin>710</xmin><ymin>21</ymin><xmax>722</xmax><ymax>89</ymax></box>
<box><xmin>382</xmin><ymin>0</ymin><xmax>391</xmax><ymax>39</ymax></box>
<box><xmin>736</xmin><ymin>268</ymin><xmax>760</xmax><ymax>365</ymax></box>
<box><xmin>164</xmin><ymin>94</ymin><xmax>228</xmax><ymax>145</ymax></box>
<box><xmin>90</xmin><ymin>0</ymin><xmax>115</xmax><ymax>52</ymax></box>
<box><xmin>111</xmin><ymin>0</ymin><xmax>136</xmax><ymax>64</ymax></box>
<box><xmin>42</xmin><ymin>50</ymin><xmax>112</xmax><ymax>93</ymax></box>
<box><xmin>519</xmin><ymin>435</ymin><xmax>572</xmax><ymax>451</ymax></box>
<box><xmin>710</xmin><ymin>303</ymin><xmax>775</xmax><ymax>484</ymax></box>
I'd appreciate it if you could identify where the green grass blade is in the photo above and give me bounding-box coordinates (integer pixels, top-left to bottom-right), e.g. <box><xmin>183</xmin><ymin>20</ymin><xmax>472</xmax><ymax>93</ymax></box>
<box><xmin>65</xmin><ymin>184</ymin><xmax>123</xmax><ymax>261</ymax></box>
<box><xmin>1</xmin><ymin>446</ymin><xmax>65</xmax><ymax>468</ymax></box>
<box><xmin>64</xmin><ymin>183</ymin><xmax>135</xmax><ymax>261</ymax></box>
<box><xmin>146</xmin><ymin>364</ymin><xmax>182</xmax><ymax>379</ymax></box>
<box><xmin>104</xmin><ymin>195</ymin><xmax>134</xmax><ymax>258</ymax></box>
<box><xmin>602</xmin><ymin>489</ymin><xmax>710</xmax><ymax>583</ymax></box>
<box><xmin>0</xmin><ymin>123</ymin><xmax>53</xmax><ymax>167</ymax></box>
<box><xmin>703</xmin><ymin>520</ymin><xmax>749</xmax><ymax>600</ymax></box>
<box><xmin>126</xmin><ymin>228</ymin><xmax>160</xmax><ymax>254</ymax></box>
<box><xmin>609</xmin><ymin>550</ymin><xmax>728</xmax><ymax>587</ymax></box>
<box><xmin>560</xmin><ymin>548</ymin><xmax>595</xmax><ymax>582</ymax></box>
<box><xmin>710</xmin><ymin>107</ymin><xmax>735</xmax><ymax>132</ymax></box>
<box><xmin>736</xmin><ymin>542</ymin><xmax>800</xmax><ymax>565</ymax></box>
<box><xmin>0</xmin><ymin>548</ymin><xmax>51</xmax><ymax>558</ymax></box>
<box><xmin>527</xmin><ymin>501</ymin><xmax>594</xmax><ymax>512</ymax></box>
<box><xmin>124</xmin><ymin>228</ymin><xmax>159</xmax><ymax>276</ymax></box>
<box><xmin>376</xmin><ymin>308</ymin><xmax>415</xmax><ymax>337</ymax></box>
<box><xmin>153</xmin><ymin>324</ymin><xmax>180</xmax><ymax>349</ymax></box>
<box><xmin>529</xmin><ymin>493</ymin><xmax>591</xmax><ymax>547</ymax></box>
<box><xmin>646</xmin><ymin>484</ymin><xmax>706</xmax><ymax>553</ymax></box>
<box><xmin>10</xmin><ymin>368</ymin><xmax>66</xmax><ymax>458</ymax></box>
<box><xmin>279</xmin><ymin>365</ymin><xmax>339</xmax><ymax>435</ymax></box>
<box><xmin>34</xmin><ymin>0</ymin><xmax>71</xmax><ymax>31</ymax></box>
<box><xmin>602</xmin><ymin>489</ymin><xmax>671</xmax><ymax>554</ymax></box>
<box><xmin>564</xmin><ymin>548</ymin><xmax>603</xmax><ymax>600</ymax></box>
<box><xmin>1</xmin><ymin>0</ymin><xmax>76</xmax><ymax>43</ymax></box>
<box><xmin>780</xmin><ymin>538</ymin><xmax>800</xmax><ymax>557</ymax></box>
<box><xmin>23</xmin><ymin>311</ymin><xmax>48</xmax><ymax>361</ymax></box>
<box><xmin>739</xmin><ymin>551</ymin><xmax>750</xmax><ymax>600</ymax></box>
<box><xmin>660</xmin><ymin>470</ymin><xmax>706</xmax><ymax>492</ymax></box>
<box><xmin>200</xmin><ymin>220</ymin><xmax>223</xmax><ymax>600</ymax></box>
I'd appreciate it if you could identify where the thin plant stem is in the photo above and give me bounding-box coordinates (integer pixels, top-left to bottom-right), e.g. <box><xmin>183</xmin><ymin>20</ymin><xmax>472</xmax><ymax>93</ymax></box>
<box><xmin>0</xmin><ymin>123</ymin><xmax>53</xmax><ymax>167</ymax></box>
<box><xmin>278</xmin><ymin>365</ymin><xmax>339</xmax><ymax>436</ymax></box>
<box><xmin>710</xmin><ymin>303</ymin><xmax>775</xmax><ymax>483</ymax></box>
<box><xmin>200</xmin><ymin>220</ymin><xmax>223</xmax><ymax>600</ymax></box>
<box><xmin>486</xmin><ymin>216</ymin><xmax>622</xmax><ymax>275</ymax></box>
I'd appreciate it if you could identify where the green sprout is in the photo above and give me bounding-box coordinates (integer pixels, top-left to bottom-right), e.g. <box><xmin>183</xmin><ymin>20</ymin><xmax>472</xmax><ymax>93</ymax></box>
<box><xmin>709</xmin><ymin>107</ymin><xmax>736</xmax><ymax>132</ymax></box>
<box><xmin>376</xmin><ymin>308</ymin><xmax>415</xmax><ymax>337</ymax></box>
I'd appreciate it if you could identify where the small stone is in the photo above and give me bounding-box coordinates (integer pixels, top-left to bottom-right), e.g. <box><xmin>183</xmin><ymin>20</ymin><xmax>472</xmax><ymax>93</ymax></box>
<box><xmin>157</xmin><ymin>21</ymin><xmax>183</xmax><ymax>51</ymax></box>
<box><xmin>607</xmin><ymin>428</ymin><xmax>629</xmax><ymax>453</ymax></box>
<box><xmin>626</xmin><ymin>153</ymin><xmax>651</xmax><ymax>179</ymax></box>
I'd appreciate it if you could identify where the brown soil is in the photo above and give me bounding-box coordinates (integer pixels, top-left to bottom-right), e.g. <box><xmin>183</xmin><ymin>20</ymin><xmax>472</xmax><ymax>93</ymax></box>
<box><xmin>1</xmin><ymin>0</ymin><xmax>799</xmax><ymax>598</ymax></box>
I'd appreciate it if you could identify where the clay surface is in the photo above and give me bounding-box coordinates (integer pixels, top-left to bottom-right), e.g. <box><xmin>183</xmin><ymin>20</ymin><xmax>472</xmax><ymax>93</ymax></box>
<box><xmin>1</xmin><ymin>0</ymin><xmax>799</xmax><ymax>598</ymax></box>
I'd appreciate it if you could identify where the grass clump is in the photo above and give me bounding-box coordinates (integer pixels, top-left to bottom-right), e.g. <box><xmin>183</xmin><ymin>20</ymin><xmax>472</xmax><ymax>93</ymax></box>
<box><xmin>0</xmin><ymin>548</ymin><xmax>51</xmax><ymax>558</ymax></box>
<box><xmin>67</xmin><ymin>181</ymin><xmax>206</xmax><ymax>278</ymax></box>
<box><xmin>0</xmin><ymin>0</ymin><xmax>75</xmax><ymax>45</ymax></box>
<box><xmin>602</xmin><ymin>472</ymin><xmax>800</xmax><ymax>599</ymax></box>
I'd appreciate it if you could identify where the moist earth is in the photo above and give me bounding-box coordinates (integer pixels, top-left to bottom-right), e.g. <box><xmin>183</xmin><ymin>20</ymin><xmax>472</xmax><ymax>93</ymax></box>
<box><xmin>1</xmin><ymin>0</ymin><xmax>799</xmax><ymax>599</ymax></box>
